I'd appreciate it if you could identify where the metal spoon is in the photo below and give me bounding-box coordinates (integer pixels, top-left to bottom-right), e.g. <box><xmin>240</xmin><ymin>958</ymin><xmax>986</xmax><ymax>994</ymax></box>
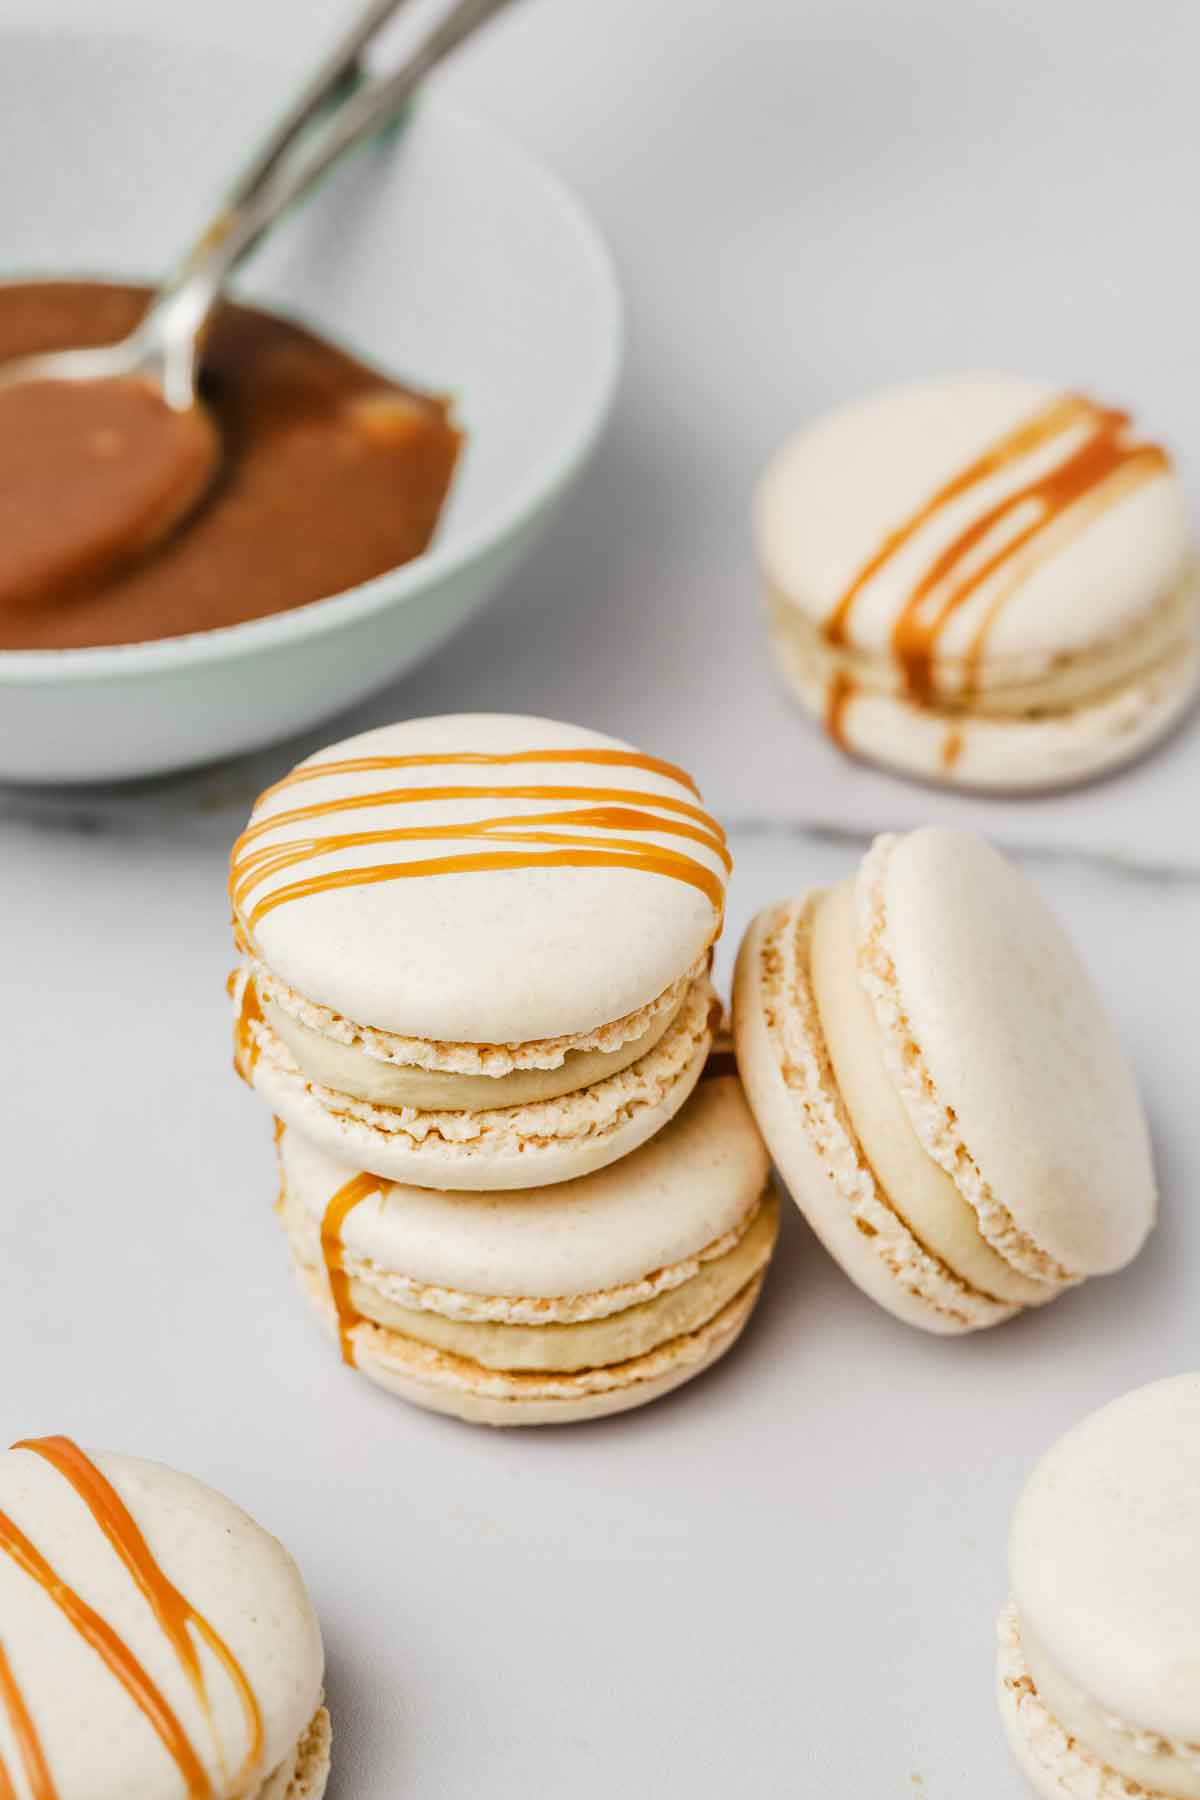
<box><xmin>0</xmin><ymin>0</ymin><xmax>517</xmax><ymax>410</ymax></box>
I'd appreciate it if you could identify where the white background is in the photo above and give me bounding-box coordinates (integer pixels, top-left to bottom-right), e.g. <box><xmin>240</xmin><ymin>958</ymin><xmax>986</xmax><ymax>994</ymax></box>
<box><xmin>5</xmin><ymin>2</ymin><xmax>1200</xmax><ymax>1795</ymax></box>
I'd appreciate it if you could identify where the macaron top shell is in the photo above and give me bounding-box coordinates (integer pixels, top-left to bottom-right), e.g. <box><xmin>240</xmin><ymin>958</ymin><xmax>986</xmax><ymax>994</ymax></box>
<box><xmin>232</xmin><ymin>714</ymin><xmax>727</xmax><ymax>1043</ymax></box>
<box><xmin>282</xmin><ymin>1073</ymin><xmax>768</xmax><ymax>1298</ymax></box>
<box><xmin>0</xmin><ymin>1444</ymin><xmax>324</xmax><ymax>1800</ymax></box>
<box><xmin>1010</xmin><ymin>1373</ymin><xmax>1200</xmax><ymax>1744</ymax></box>
<box><xmin>860</xmin><ymin>829</ymin><xmax>1155</xmax><ymax>1277</ymax></box>
<box><xmin>755</xmin><ymin>376</ymin><xmax>1191</xmax><ymax>669</ymax></box>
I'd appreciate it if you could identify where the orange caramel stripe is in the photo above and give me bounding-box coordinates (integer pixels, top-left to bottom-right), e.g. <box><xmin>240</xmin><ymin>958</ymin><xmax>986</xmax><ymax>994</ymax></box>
<box><xmin>824</xmin><ymin>671</ymin><xmax>854</xmax><ymax>752</ymax></box>
<box><xmin>823</xmin><ymin>393</ymin><xmax>1171</xmax><ymax>705</ymax></box>
<box><xmin>16</xmin><ymin>1438</ymin><xmax>263</xmax><ymax>1794</ymax></box>
<box><xmin>0</xmin><ymin>1640</ymin><xmax>57</xmax><ymax>1800</ymax></box>
<box><xmin>0</xmin><ymin>1508</ymin><xmax>212</xmax><ymax>1798</ymax></box>
<box><xmin>258</xmin><ymin>746</ymin><xmax>703</xmax><ymax>802</ymax></box>
<box><xmin>320</xmin><ymin>1174</ymin><xmax>385</xmax><ymax>1365</ymax></box>
<box><xmin>234</xmin><ymin>978</ymin><xmax>264</xmax><ymax>1085</ymax></box>
<box><xmin>246</xmin><ymin>846</ymin><xmax>726</xmax><ymax>931</ymax></box>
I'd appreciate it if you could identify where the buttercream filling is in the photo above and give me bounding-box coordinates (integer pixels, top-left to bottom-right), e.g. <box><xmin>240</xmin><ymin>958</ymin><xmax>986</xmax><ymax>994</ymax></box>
<box><xmin>261</xmin><ymin>989</ymin><xmax>685</xmax><ymax>1109</ymax></box>
<box><xmin>767</xmin><ymin>564</ymin><xmax>1198</xmax><ymax>715</ymax></box>
<box><xmin>810</xmin><ymin>879</ymin><xmax>1052</xmax><ymax>1308</ymax></box>
<box><xmin>1001</xmin><ymin>1604</ymin><xmax>1200</xmax><ymax>1800</ymax></box>
<box><xmin>285</xmin><ymin>1187</ymin><xmax>778</xmax><ymax>1373</ymax></box>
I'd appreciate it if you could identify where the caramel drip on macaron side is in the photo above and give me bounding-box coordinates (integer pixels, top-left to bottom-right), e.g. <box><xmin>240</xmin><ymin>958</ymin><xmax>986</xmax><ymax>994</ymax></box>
<box><xmin>823</xmin><ymin>393</ymin><xmax>1171</xmax><ymax>706</ymax></box>
<box><xmin>16</xmin><ymin>1437</ymin><xmax>264</xmax><ymax>1794</ymax></box>
<box><xmin>234</xmin><ymin>978</ymin><xmax>264</xmax><ymax>1084</ymax></box>
<box><xmin>0</xmin><ymin>1507</ymin><xmax>212</xmax><ymax>1797</ymax></box>
<box><xmin>230</xmin><ymin>750</ymin><xmax>728</xmax><ymax>931</ymax></box>
<box><xmin>824</xmin><ymin>671</ymin><xmax>854</xmax><ymax>750</ymax></box>
<box><xmin>0</xmin><ymin>1640</ymin><xmax>58</xmax><ymax>1800</ymax></box>
<box><xmin>320</xmin><ymin>1174</ymin><xmax>385</xmax><ymax>1364</ymax></box>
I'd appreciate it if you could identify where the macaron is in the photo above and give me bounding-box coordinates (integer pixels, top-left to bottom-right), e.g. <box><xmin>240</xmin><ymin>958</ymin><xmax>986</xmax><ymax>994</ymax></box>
<box><xmin>998</xmin><ymin>1373</ymin><xmax>1200</xmax><ymax>1799</ymax></box>
<box><xmin>755</xmin><ymin>376</ymin><xmax>1198</xmax><ymax>789</ymax></box>
<box><xmin>732</xmin><ymin>826</ymin><xmax>1154</xmax><ymax>1332</ymax></box>
<box><xmin>275</xmin><ymin>1069</ymin><xmax>778</xmax><ymax>1425</ymax></box>
<box><xmin>230</xmin><ymin>713</ymin><xmax>728</xmax><ymax>1190</ymax></box>
<box><xmin>0</xmin><ymin>1435</ymin><xmax>328</xmax><ymax>1800</ymax></box>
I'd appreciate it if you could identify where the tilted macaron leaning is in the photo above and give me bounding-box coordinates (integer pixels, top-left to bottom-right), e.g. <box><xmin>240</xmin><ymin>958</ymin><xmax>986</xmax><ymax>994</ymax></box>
<box><xmin>0</xmin><ymin>1435</ymin><xmax>328</xmax><ymax>1800</ymax></box>
<box><xmin>276</xmin><ymin>1068</ymin><xmax>778</xmax><ymax>1425</ymax></box>
<box><xmin>732</xmin><ymin>826</ymin><xmax>1155</xmax><ymax>1332</ymax></box>
<box><xmin>756</xmin><ymin>376</ymin><xmax>1199</xmax><ymax>789</ymax></box>
<box><xmin>998</xmin><ymin>1374</ymin><xmax>1200</xmax><ymax>1799</ymax></box>
<box><xmin>230</xmin><ymin>713</ymin><xmax>728</xmax><ymax>1190</ymax></box>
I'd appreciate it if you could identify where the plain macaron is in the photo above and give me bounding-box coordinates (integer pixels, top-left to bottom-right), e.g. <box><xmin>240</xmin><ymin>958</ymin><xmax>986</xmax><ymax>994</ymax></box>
<box><xmin>732</xmin><ymin>826</ymin><xmax>1155</xmax><ymax>1332</ymax></box>
<box><xmin>230</xmin><ymin>713</ymin><xmax>729</xmax><ymax>1190</ymax></box>
<box><xmin>276</xmin><ymin>1070</ymin><xmax>778</xmax><ymax>1425</ymax></box>
<box><xmin>756</xmin><ymin>376</ymin><xmax>1198</xmax><ymax>789</ymax></box>
<box><xmin>998</xmin><ymin>1373</ymin><xmax>1200</xmax><ymax>1799</ymax></box>
<box><xmin>0</xmin><ymin>1437</ymin><xmax>328</xmax><ymax>1800</ymax></box>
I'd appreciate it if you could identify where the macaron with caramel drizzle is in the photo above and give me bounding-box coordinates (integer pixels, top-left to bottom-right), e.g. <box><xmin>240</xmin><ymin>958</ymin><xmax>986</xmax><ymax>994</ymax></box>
<box><xmin>230</xmin><ymin>714</ymin><xmax>728</xmax><ymax>1190</ymax></box>
<box><xmin>756</xmin><ymin>376</ymin><xmax>1198</xmax><ymax>789</ymax></box>
<box><xmin>0</xmin><ymin>1435</ymin><xmax>328</xmax><ymax>1800</ymax></box>
<box><xmin>732</xmin><ymin>827</ymin><xmax>1155</xmax><ymax>1332</ymax></box>
<box><xmin>274</xmin><ymin>1062</ymin><xmax>777</xmax><ymax>1425</ymax></box>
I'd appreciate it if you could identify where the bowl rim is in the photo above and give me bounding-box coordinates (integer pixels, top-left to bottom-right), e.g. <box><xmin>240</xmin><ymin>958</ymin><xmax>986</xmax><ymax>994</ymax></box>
<box><xmin>0</xmin><ymin>29</ymin><xmax>624</xmax><ymax>686</ymax></box>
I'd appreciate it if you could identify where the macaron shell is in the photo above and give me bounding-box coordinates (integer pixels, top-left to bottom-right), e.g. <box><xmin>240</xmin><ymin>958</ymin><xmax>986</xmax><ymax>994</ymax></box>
<box><xmin>235</xmin><ymin>714</ymin><xmax>726</xmax><ymax>1042</ymax></box>
<box><xmin>279</xmin><ymin>1073</ymin><xmax>769</xmax><ymax>1300</ymax></box>
<box><xmin>1010</xmin><ymin>1373</ymin><xmax>1200</xmax><ymax>1747</ymax></box>
<box><xmin>731</xmin><ymin>897</ymin><xmax>1012</xmax><ymax>1334</ymax></box>
<box><xmin>0</xmin><ymin>1449</ymin><xmax>324</xmax><ymax>1800</ymax></box>
<box><xmin>769</xmin><ymin>591</ymin><xmax>1199</xmax><ymax>791</ymax></box>
<box><xmin>756</xmin><ymin>376</ymin><xmax>1192</xmax><ymax>666</ymax></box>
<box><xmin>260</xmin><ymin>1708</ymin><xmax>331</xmax><ymax>1800</ymax></box>
<box><xmin>299</xmin><ymin>1269</ymin><xmax>766</xmax><ymax>1427</ymax></box>
<box><xmin>859</xmin><ymin>829</ymin><xmax>1156</xmax><ymax>1277</ymax></box>
<box><xmin>253</xmin><ymin>974</ymin><xmax>716</xmax><ymax>1191</ymax></box>
<box><xmin>997</xmin><ymin>1609</ymin><xmax>1107</xmax><ymax>1800</ymax></box>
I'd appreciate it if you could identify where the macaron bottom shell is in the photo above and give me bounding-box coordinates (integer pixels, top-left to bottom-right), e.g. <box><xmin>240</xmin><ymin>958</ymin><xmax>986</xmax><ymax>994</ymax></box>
<box><xmin>996</xmin><ymin>1604</ymin><xmax>1191</xmax><ymax>1800</ymax></box>
<box><xmin>766</xmin><ymin>577</ymin><xmax>1199</xmax><ymax>792</ymax></box>
<box><xmin>292</xmin><ymin>1258</ymin><xmax>769</xmax><ymax>1426</ymax></box>
<box><xmin>245</xmin><ymin>973</ymin><xmax>718</xmax><ymax>1191</ymax></box>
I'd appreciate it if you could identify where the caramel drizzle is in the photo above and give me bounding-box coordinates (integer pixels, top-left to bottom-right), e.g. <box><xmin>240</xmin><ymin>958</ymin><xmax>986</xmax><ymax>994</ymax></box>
<box><xmin>233</xmin><ymin>977</ymin><xmax>264</xmax><ymax>1085</ymax></box>
<box><xmin>17</xmin><ymin>1437</ymin><xmax>263</xmax><ymax>1795</ymax></box>
<box><xmin>0</xmin><ymin>1641</ymin><xmax>57</xmax><ymax>1800</ymax></box>
<box><xmin>0</xmin><ymin>1507</ymin><xmax>212</xmax><ymax>1797</ymax></box>
<box><xmin>230</xmin><ymin>751</ymin><xmax>727</xmax><ymax>930</ymax></box>
<box><xmin>824</xmin><ymin>393</ymin><xmax>1170</xmax><ymax>704</ymax></box>
<box><xmin>319</xmin><ymin>1174</ymin><xmax>385</xmax><ymax>1364</ymax></box>
<box><xmin>824</xmin><ymin>671</ymin><xmax>854</xmax><ymax>752</ymax></box>
<box><xmin>256</xmin><ymin>746</ymin><xmax>703</xmax><ymax>801</ymax></box>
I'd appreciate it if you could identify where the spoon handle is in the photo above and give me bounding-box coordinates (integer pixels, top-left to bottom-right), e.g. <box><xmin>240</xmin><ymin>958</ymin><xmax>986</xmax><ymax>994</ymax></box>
<box><xmin>148</xmin><ymin>0</ymin><xmax>519</xmax><ymax>374</ymax></box>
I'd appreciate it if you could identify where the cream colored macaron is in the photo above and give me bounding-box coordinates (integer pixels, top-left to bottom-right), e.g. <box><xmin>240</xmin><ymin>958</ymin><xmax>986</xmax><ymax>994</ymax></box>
<box><xmin>756</xmin><ymin>376</ymin><xmax>1198</xmax><ymax>789</ymax></box>
<box><xmin>0</xmin><ymin>1436</ymin><xmax>328</xmax><ymax>1800</ymax></box>
<box><xmin>998</xmin><ymin>1374</ymin><xmax>1200</xmax><ymax>1799</ymax></box>
<box><xmin>275</xmin><ymin>1069</ymin><xmax>778</xmax><ymax>1426</ymax></box>
<box><xmin>230</xmin><ymin>713</ymin><xmax>728</xmax><ymax>1189</ymax></box>
<box><xmin>732</xmin><ymin>826</ymin><xmax>1154</xmax><ymax>1332</ymax></box>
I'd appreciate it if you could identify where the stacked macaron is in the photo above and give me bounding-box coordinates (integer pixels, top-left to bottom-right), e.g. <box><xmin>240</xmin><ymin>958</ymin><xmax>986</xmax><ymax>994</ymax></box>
<box><xmin>230</xmin><ymin>712</ymin><xmax>777</xmax><ymax>1424</ymax></box>
<box><xmin>0</xmin><ymin>1435</ymin><xmax>328</xmax><ymax>1800</ymax></box>
<box><xmin>733</xmin><ymin>826</ymin><xmax>1155</xmax><ymax>1331</ymax></box>
<box><xmin>756</xmin><ymin>377</ymin><xmax>1198</xmax><ymax>789</ymax></box>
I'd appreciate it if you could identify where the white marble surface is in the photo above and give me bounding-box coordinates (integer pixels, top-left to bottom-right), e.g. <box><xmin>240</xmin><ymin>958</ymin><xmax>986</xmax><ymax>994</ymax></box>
<box><xmin>3</xmin><ymin>2</ymin><xmax>1200</xmax><ymax>1796</ymax></box>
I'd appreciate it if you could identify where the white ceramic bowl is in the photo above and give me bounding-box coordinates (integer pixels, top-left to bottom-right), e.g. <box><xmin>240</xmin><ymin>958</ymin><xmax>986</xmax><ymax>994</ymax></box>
<box><xmin>0</xmin><ymin>32</ymin><xmax>623</xmax><ymax>783</ymax></box>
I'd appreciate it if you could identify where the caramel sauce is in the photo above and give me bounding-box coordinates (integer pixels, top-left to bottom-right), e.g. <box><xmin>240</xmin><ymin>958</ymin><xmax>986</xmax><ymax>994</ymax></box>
<box><xmin>319</xmin><ymin>1174</ymin><xmax>385</xmax><ymax>1365</ymax></box>
<box><xmin>0</xmin><ymin>1509</ymin><xmax>211</xmax><ymax>1797</ymax></box>
<box><xmin>823</xmin><ymin>394</ymin><xmax>1170</xmax><ymax>706</ymax></box>
<box><xmin>0</xmin><ymin>1640</ymin><xmax>57</xmax><ymax>1800</ymax></box>
<box><xmin>17</xmin><ymin>1438</ymin><xmax>263</xmax><ymax>1794</ymax></box>
<box><xmin>941</xmin><ymin>727</ymin><xmax>964</xmax><ymax>772</ymax></box>
<box><xmin>258</xmin><ymin>746</ymin><xmax>705</xmax><ymax>803</ymax></box>
<box><xmin>824</xmin><ymin>670</ymin><xmax>854</xmax><ymax>751</ymax></box>
<box><xmin>230</xmin><ymin>750</ymin><xmax>728</xmax><ymax>932</ymax></box>
<box><xmin>233</xmin><ymin>979</ymin><xmax>264</xmax><ymax>1085</ymax></box>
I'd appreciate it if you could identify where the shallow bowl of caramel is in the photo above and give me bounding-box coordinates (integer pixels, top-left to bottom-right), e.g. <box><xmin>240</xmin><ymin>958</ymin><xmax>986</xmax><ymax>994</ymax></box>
<box><xmin>0</xmin><ymin>32</ymin><xmax>623</xmax><ymax>783</ymax></box>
